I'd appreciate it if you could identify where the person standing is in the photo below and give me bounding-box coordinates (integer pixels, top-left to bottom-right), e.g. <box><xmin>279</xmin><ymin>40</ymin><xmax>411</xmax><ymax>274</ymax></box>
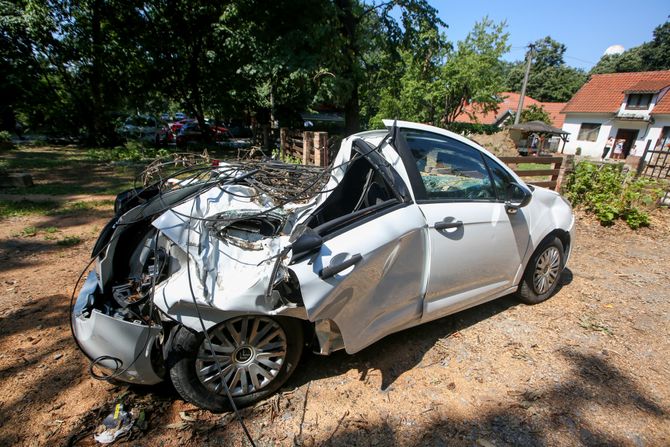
<box><xmin>613</xmin><ymin>139</ymin><xmax>625</xmax><ymax>159</ymax></box>
<box><xmin>602</xmin><ymin>136</ymin><xmax>615</xmax><ymax>160</ymax></box>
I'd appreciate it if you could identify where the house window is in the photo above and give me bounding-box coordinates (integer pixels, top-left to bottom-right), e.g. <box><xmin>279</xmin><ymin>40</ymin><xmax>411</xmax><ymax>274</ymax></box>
<box><xmin>577</xmin><ymin>123</ymin><xmax>601</xmax><ymax>142</ymax></box>
<box><xmin>626</xmin><ymin>94</ymin><xmax>652</xmax><ymax>110</ymax></box>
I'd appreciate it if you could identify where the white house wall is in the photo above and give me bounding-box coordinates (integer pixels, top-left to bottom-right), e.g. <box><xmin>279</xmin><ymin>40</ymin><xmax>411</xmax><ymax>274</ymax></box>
<box><xmin>643</xmin><ymin>115</ymin><xmax>670</xmax><ymax>159</ymax></box>
<box><xmin>561</xmin><ymin>114</ymin><xmax>613</xmax><ymax>157</ymax></box>
<box><xmin>562</xmin><ymin>113</ymin><xmax>668</xmax><ymax>159</ymax></box>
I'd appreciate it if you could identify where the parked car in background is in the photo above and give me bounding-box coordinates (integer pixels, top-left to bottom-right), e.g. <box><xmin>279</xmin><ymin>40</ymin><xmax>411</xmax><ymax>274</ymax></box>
<box><xmin>118</xmin><ymin>115</ymin><xmax>165</xmax><ymax>145</ymax></box>
<box><xmin>72</xmin><ymin>120</ymin><xmax>574</xmax><ymax>412</ymax></box>
<box><xmin>174</xmin><ymin>112</ymin><xmax>187</xmax><ymax>120</ymax></box>
<box><xmin>175</xmin><ymin>121</ymin><xmax>232</xmax><ymax>147</ymax></box>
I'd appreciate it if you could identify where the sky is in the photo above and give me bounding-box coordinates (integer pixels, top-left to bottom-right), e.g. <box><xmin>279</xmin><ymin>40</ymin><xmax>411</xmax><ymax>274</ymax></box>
<box><xmin>428</xmin><ymin>0</ymin><xmax>668</xmax><ymax>69</ymax></box>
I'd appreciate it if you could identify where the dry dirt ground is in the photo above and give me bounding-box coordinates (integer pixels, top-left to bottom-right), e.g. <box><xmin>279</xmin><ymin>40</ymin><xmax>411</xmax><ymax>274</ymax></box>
<box><xmin>0</xmin><ymin>150</ymin><xmax>669</xmax><ymax>446</ymax></box>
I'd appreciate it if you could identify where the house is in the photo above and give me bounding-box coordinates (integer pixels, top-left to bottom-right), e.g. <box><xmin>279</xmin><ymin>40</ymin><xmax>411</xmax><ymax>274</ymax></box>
<box><xmin>560</xmin><ymin>70</ymin><xmax>670</xmax><ymax>160</ymax></box>
<box><xmin>454</xmin><ymin>92</ymin><xmax>567</xmax><ymax>128</ymax></box>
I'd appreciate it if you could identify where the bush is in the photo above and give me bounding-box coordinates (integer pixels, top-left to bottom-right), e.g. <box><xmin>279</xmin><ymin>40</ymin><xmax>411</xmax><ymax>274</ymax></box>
<box><xmin>564</xmin><ymin>162</ymin><xmax>664</xmax><ymax>229</ymax></box>
<box><xmin>87</xmin><ymin>142</ymin><xmax>170</xmax><ymax>162</ymax></box>
<box><xmin>446</xmin><ymin>122</ymin><xmax>499</xmax><ymax>135</ymax></box>
<box><xmin>0</xmin><ymin>131</ymin><xmax>12</xmax><ymax>143</ymax></box>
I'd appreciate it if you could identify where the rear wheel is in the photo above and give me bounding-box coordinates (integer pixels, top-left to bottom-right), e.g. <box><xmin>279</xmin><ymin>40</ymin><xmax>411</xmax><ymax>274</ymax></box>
<box><xmin>516</xmin><ymin>236</ymin><xmax>565</xmax><ymax>304</ymax></box>
<box><xmin>168</xmin><ymin>316</ymin><xmax>303</xmax><ymax>412</ymax></box>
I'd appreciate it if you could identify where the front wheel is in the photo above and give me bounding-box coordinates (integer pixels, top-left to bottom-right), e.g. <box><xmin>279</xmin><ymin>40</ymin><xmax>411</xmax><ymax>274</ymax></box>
<box><xmin>168</xmin><ymin>316</ymin><xmax>303</xmax><ymax>412</ymax></box>
<box><xmin>516</xmin><ymin>236</ymin><xmax>565</xmax><ymax>305</ymax></box>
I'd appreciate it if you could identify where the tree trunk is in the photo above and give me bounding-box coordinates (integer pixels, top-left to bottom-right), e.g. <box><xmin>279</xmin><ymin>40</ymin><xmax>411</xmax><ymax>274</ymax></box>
<box><xmin>87</xmin><ymin>0</ymin><xmax>103</xmax><ymax>145</ymax></box>
<box><xmin>335</xmin><ymin>0</ymin><xmax>361</xmax><ymax>135</ymax></box>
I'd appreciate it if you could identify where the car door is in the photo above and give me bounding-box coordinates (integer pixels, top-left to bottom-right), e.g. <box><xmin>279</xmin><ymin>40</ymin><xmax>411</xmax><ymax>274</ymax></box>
<box><xmin>289</xmin><ymin>141</ymin><xmax>428</xmax><ymax>354</ymax></box>
<box><xmin>394</xmin><ymin>127</ymin><xmax>532</xmax><ymax>322</ymax></box>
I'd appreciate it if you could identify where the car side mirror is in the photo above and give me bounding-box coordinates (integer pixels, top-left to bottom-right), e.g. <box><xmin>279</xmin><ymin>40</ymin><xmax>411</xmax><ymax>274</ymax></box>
<box><xmin>290</xmin><ymin>227</ymin><xmax>323</xmax><ymax>261</ymax></box>
<box><xmin>505</xmin><ymin>182</ymin><xmax>532</xmax><ymax>214</ymax></box>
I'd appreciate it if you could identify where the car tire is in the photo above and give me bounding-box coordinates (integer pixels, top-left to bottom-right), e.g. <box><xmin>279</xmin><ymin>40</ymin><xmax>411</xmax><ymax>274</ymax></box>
<box><xmin>168</xmin><ymin>316</ymin><xmax>303</xmax><ymax>412</ymax></box>
<box><xmin>516</xmin><ymin>236</ymin><xmax>565</xmax><ymax>305</ymax></box>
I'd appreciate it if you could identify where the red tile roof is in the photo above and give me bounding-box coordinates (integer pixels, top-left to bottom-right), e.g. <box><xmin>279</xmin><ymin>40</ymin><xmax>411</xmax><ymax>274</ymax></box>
<box><xmin>454</xmin><ymin>92</ymin><xmax>565</xmax><ymax>127</ymax></box>
<box><xmin>561</xmin><ymin>70</ymin><xmax>670</xmax><ymax>114</ymax></box>
<box><xmin>624</xmin><ymin>79</ymin><xmax>670</xmax><ymax>93</ymax></box>
<box><xmin>539</xmin><ymin>102</ymin><xmax>567</xmax><ymax>128</ymax></box>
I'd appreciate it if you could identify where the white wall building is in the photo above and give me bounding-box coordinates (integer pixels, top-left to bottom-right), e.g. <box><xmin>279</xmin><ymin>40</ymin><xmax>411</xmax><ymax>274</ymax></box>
<box><xmin>560</xmin><ymin>71</ymin><xmax>670</xmax><ymax>162</ymax></box>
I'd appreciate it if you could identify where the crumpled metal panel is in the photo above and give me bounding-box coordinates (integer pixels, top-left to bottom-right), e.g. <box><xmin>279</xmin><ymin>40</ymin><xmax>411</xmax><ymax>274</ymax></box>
<box><xmin>149</xmin><ymin>140</ymin><xmax>357</xmax><ymax>328</ymax></box>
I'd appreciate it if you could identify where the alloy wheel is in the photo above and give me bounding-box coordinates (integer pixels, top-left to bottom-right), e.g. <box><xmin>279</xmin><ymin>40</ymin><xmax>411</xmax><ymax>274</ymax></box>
<box><xmin>532</xmin><ymin>246</ymin><xmax>561</xmax><ymax>295</ymax></box>
<box><xmin>195</xmin><ymin>316</ymin><xmax>288</xmax><ymax>397</ymax></box>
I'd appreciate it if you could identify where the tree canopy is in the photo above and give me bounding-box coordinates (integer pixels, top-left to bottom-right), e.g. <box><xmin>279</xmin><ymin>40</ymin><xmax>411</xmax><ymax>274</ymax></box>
<box><xmin>590</xmin><ymin>19</ymin><xmax>670</xmax><ymax>74</ymax></box>
<box><xmin>503</xmin><ymin>36</ymin><xmax>587</xmax><ymax>103</ymax></box>
<box><xmin>3</xmin><ymin>4</ymin><xmax>668</xmax><ymax>143</ymax></box>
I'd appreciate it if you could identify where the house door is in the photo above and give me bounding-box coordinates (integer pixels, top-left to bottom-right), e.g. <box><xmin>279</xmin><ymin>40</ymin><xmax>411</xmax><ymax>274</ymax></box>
<box><xmin>615</xmin><ymin>129</ymin><xmax>639</xmax><ymax>158</ymax></box>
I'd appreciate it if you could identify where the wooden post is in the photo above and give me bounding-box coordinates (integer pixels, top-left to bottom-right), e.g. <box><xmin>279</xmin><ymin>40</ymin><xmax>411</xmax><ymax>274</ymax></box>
<box><xmin>303</xmin><ymin>131</ymin><xmax>314</xmax><ymax>165</ymax></box>
<box><xmin>313</xmin><ymin>132</ymin><xmax>328</xmax><ymax>167</ymax></box>
<box><xmin>261</xmin><ymin>124</ymin><xmax>270</xmax><ymax>150</ymax></box>
<box><xmin>280</xmin><ymin>128</ymin><xmax>287</xmax><ymax>160</ymax></box>
<box><xmin>556</xmin><ymin>154</ymin><xmax>574</xmax><ymax>192</ymax></box>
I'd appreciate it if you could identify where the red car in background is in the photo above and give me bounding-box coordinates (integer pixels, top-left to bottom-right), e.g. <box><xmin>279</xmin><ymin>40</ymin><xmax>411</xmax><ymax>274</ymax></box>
<box><xmin>175</xmin><ymin>121</ymin><xmax>232</xmax><ymax>147</ymax></box>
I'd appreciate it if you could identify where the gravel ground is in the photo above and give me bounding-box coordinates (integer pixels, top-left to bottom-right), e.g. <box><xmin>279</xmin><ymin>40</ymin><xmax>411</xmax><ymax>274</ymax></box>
<box><xmin>0</xmin><ymin>204</ymin><xmax>668</xmax><ymax>447</ymax></box>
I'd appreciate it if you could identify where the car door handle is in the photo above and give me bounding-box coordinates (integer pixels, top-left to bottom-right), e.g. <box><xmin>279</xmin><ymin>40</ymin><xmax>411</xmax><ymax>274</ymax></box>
<box><xmin>320</xmin><ymin>254</ymin><xmax>363</xmax><ymax>279</ymax></box>
<box><xmin>434</xmin><ymin>220</ymin><xmax>463</xmax><ymax>230</ymax></box>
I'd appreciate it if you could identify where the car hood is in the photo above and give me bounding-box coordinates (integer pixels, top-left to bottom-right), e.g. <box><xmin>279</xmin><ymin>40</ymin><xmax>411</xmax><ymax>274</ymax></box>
<box><xmin>149</xmin><ymin>137</ymin><xmax>357</xmax><ymax>314</ymax></box>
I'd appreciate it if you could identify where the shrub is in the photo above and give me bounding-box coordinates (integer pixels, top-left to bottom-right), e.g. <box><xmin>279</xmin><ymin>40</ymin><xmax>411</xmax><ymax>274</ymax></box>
<box><xmin>446</xmin><ymin>122</ymin><xmax>499</xmax><ymax>135</ymax></box>
<box><xmin>564</xmin><ymin>162</ymin><xmax>664</xmax><ymax>229</ymax></box>
<box><xmin>0</xmin><ymin>130</ymin><xmax>12</xmax><ymax>144</ymax></box>
<box><xmin>87</xmin><ymin>142</ymin><xmax>170</xmax><ymax>162</ymax></box>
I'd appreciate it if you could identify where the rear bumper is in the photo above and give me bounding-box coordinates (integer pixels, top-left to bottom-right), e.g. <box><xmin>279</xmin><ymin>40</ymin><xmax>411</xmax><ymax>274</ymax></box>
<box><xmin>71</xmin><ymin>272</ymin><xmax>164</xmax><ymax>385</ymax></box>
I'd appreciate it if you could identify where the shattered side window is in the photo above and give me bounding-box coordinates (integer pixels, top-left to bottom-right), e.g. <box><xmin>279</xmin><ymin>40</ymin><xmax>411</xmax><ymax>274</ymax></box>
<box><xmin>306</xmin><ymin>155</ymin><xmax>397</xmax><ymax>230</ymax></box>
<box><xmin>402</xmin><ymin>130</ymin><xmax>495</xmax><ymax>201</ymax></box>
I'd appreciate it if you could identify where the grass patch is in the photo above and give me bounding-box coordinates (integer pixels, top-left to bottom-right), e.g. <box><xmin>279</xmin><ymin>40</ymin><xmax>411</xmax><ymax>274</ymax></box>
<box><xmin>0</xmin><ymin>199</ymin><xmax>114</xmax><ymax>218</ymax></box>
<box><xmin>0</xmin><ymin>200</ymin><xmax>58</xmax><ymax>218</ymax></box>
<box><xmin>56</xmin><ymin>236</ymin><xmax>82</xmax><ymax>247</ymax></box>
<box><xmin>1</xmin><ymin>182</ymin><xmax>135</xmax><ymax>196</ymax></box>
<box><xmin>517</xmin><ymin>163</ymin><xmax>548</xmax><ymax>171</ymax></box>
<box><xmin>22</xmin><ymin>226</ymin><xmax>38</xmax><ymax>237</ymax></box>
<box><xmin>46</xmin><ymin>200</ymin><xmax>114</xmax><ymax>215</ymax></box>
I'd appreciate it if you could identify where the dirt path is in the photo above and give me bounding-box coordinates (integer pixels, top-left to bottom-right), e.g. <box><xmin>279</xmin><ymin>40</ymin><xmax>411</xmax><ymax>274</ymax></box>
<box><xmin>0</xmin><ymin>205</ymin><xmax>668</xmax><ymax>446</ymax></box>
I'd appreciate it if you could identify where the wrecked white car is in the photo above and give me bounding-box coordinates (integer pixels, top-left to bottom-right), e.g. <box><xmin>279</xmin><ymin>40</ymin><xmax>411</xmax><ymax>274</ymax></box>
<box><xmin>72</xmin><ymin>120</ymin><xmax>574</xmax><ymax>411</ymax></box>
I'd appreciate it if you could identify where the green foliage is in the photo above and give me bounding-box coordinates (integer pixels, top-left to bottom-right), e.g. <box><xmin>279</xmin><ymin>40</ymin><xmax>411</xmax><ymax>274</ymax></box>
<box><xmin>0</xmin><ymin>131</ymin><xmax>12</xmax><ymax>143</ymax></box>
<box><xmin>21</xmin><ymin>226</ymin><xmax>38</xmax><ymax>237</ymax></box>
<box><xmin>446</xmin><ymin>122</ymin><xmax>499</xmax><ymax>135</ymax></box>
<box><xmin>57</xmin><ymin>235</ymin><xmax>82</xmax><ymax>247</ymax></box>
<box><xmin>520</xmin><ymin>104</ymin><xmax>551</xmax><ymax>124</ymax></box>
<box><xmin>564</xmin><ymin>162</ymin><xmax>664</xmax><ymax>229</ymax></box>
<box><xmin>0</xmin><ymin>199</ymin><xmax>112</xmax><ymax>219</ymax></box>
<box><xmin>590</xmin><ymin>20</ymin><xmax>670</xmax><ymax>74</ymax></box>
<box><xmin>0</xmin><ymin>200</ymin><xmax>56</xmax><ymax>218</ymax></box>
<box><xmin>503</xmin><ymin>36</ymin><xmax>587</xmax><ymax>102</ymax></box>
<box><xmin>87</xmin><ymin>143</ymin><xmax>169</xmax><ymax>162</ymax></box>
<box><xmin>441</xmin><ymin>17</ymin><xmax>510</xmax><ymax>124</ymax></box>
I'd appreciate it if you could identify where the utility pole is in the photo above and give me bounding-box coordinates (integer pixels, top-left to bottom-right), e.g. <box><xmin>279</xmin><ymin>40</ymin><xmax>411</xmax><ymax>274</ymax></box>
<box><xmin>515</xmin><ymin>43</ymin><xmax>535</xmax><ymax>124</ymax></box>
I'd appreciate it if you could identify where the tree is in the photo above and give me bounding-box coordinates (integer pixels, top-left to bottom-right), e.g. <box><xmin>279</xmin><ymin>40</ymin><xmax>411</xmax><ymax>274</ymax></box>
<box><xmin>440</xmin><ymin>17</ymin><xmax>510</xmax><ymax>123</ymax></box>
<box><xmin>504</xmin><ymin>36</ymin><xmax>587</xmax><ymax>102</ymax></box>
<box><xmin>324</xmin><ymin>0</ymin><xmax>446</xmax><ymax>134</ymax></box>
<box><xmin>369</xmin><ymin>20</ymin><xmax>449</xmax><ymax>127</ymax></box>
<box><xmin>590</xmin><ymin>19</ymin><xmax>670</xmax><ymax>74</ymax></box>
<box><xmin>589</xmin><ymin>47</ymin><xmax>645</xmax><ymax>74</ymax></box>
<box><xmin>519</xmin><ymin>104</ymin><xmax>551</xmax><ymax>124</ymax></box>
<box><xmin>641</xmin><ymin>19</ymin><xmax>670</xmax><ymax>70</ymax></box>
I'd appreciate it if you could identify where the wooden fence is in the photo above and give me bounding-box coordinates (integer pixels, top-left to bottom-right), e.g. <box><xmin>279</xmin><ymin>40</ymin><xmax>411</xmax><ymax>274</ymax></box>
<box><xmin>499</xmin><ymin>155</ymin><xmax>571</xmax><ymax>192</ymax></box>
<box><xmin>279</xmin><ymin>128</ymin><xmax>329</xmax><ymax>167</ymax></box>
<box><xmin>276</xmin><ymin>132</ymin><xmax>570</xmax><ymax>191</ymax></box>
